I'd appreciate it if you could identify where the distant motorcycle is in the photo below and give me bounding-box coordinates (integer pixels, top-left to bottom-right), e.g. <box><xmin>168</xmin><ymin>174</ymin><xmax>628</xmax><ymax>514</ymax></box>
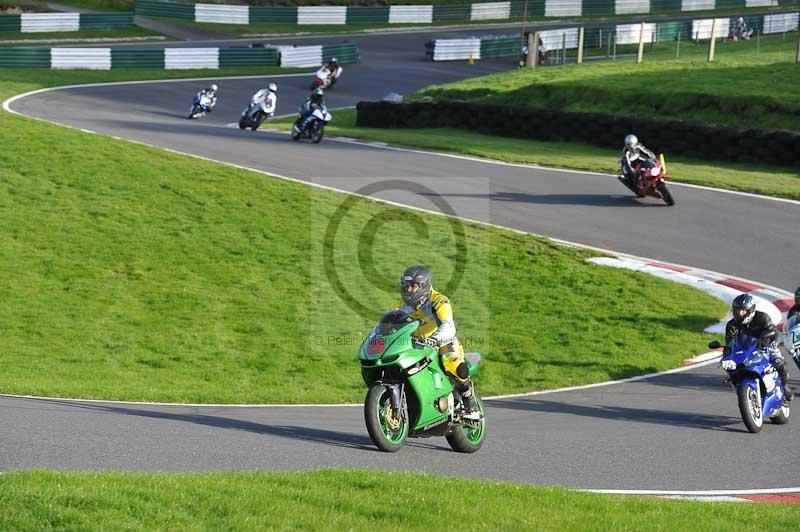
<box><xmin>618</xmin><ymin>154</ymin><xmax>675</xmax><ymax>206</ymax></box>
<box><xmin>238</xmin><ymin>99</ymin><xmax>272</xmax><ymax>131</ymax></box>
<box><xmin>310</xmin><ymin>65</ymin><xmax>342</xmax><ymax>91</ymax></box>
<box><xmin>291</xmin><ymin>105</ymin><xmax>332</xmax><ymax>144</ymax></box>
<box><xmin>782</xmin><ymin>314</ymin><xmax>800</xmax><ymax>371</ymax></box>
<box><xmin>709</xmin><ymin>337</ymin><xmax>790</xmax><ymax>433</ymax></box>
<box><xmin>188</xmin><ymin>93</ymin><xmax>214</xmax><ymax>119</ymax></box>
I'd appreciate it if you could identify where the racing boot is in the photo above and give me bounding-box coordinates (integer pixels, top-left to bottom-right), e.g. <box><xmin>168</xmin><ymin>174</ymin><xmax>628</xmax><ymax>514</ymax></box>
<box><xmin>776</xmin><ymin>362</ymin><xmax>794</xmax><ymax>402</ymax></box>
<box><xmin>461</xmin><ymin>381</ymin><xmax>481</xmax><ymax>417</ymax></box>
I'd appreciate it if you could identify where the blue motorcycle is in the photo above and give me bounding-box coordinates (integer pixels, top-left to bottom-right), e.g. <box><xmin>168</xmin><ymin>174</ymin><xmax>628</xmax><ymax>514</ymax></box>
<box><xmin>188</xmin><ymin>93</ymin><xmax>214</xmax><ymax>119</ymax></box>
<box><xmin>709</xmin><ymin>336</ymin><xmax>790</xmax><ymax>433</ymax></box>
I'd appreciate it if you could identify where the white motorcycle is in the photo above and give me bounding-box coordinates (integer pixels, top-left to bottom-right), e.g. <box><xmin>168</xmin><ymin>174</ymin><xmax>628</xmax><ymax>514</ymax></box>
<box><xmin>291</xmin><ymin>105</ymin><xmax>332</xmax><ymax>144</ymax></box>
<box><xmin>239</xmin><ymin>97</ymin><xmax>274</xmax><ymax>131</ymax></box>
<box><xmin>310</xmin><ymin>66</ymin><xmax>342</xmax><ymax>91</ymax></box>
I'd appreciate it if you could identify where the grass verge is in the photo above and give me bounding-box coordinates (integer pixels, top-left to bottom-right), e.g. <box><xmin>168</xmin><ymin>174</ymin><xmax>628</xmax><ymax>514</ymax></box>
<box><xmin>0</xmin><ymin>26</ymin><xmax>165</xmax><ymax>42</ymax></box>
<box><xmin>0</xmin><ymin>68</ymin><xmax>726</xmax><ymax>403</ymax></box>
<box><xmin>271</xmin><ymin>109</ymin><xmax>800</xmax><ymax>199</ymax></box>
<box><xmin>416</xmin><ymin>33</ymin><xmax>800</xmax><ymax>131</ymax></box>
<box><xmin>2</xmin><ymin>470</ymin><xmax>800</xmax><ymax>531</ymax></box>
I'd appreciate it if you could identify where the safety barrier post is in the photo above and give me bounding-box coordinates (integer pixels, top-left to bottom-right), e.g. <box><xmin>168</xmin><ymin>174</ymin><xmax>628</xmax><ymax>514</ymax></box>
<box><xmin>637</xmin><ymin>21</ymin><xmax>645</xmax><ymax>63</ymax></box>
<box><xmin>577</xmin><ymin>27</ymin><xmax>584</xmax><ymax>64</ymax></box>
<box><xmin>796</xmin><ymin>29</ymin><xmax>800</xmax><ymax>63</ymax></box>
<box><xmin>676</xmin><ymin>31</ymin><xmax>681</xmax><ymax>58</ymax></box>
<box><xmin>708</xmin><ymin>18</ymin><xmax>717</xmax><ymax>62</ymax></box>
<box><xmin>526</xmin><ymin>31</ymin><xmax>536</xmax><ymax>68</ymax></box>
<box><xmin>561</xmin><ymin>32</ymin><xmax>566</xmax><ymax>64</ymax></box>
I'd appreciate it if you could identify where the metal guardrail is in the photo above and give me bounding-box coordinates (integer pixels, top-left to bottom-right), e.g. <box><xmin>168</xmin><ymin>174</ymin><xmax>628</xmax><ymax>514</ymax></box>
<box><xmin>427</xmin><ymin>10</ymin><xmax>800</xmax><ymax>60</ymax></box>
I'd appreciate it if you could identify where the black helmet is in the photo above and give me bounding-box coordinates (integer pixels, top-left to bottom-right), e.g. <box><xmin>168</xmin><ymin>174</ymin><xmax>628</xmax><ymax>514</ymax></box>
<box><xmin>732</xmin><ymin>293</ymin><xmax>756</xmax><ymax>325</ymax></box>
<box><xmin>400</xmin><ymin>266</ymin><xmax>432</xmax><ymax>308</ymax></box>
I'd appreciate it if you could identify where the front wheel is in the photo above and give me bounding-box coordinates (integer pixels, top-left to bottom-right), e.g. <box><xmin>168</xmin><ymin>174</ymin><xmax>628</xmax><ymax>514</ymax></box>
<box><xmin>238</xmin><ymin>117</ymin><xmax>247</xmax><ymax>129</ymax></box>
<box><xmin>364</xmin><ymin>385</ymin><xmax>408</xmax><ymax>452</ymax></box>
<box><xmin>311</xmin><ymin>123</ymin><xmax>325</xmax><ymax>144</ymax></box>
<box><xmin>446</xmin><ymin>392</ymin><xmax>486</xmax><ymax>453</ymax></box>
<box><xmin>657</xmin><ymin>181</ymin><xmax>675</xmax><ymax>206</ymax></box>
<box><xmin>737</xmin><ymin>384</ymin><xmax>763</xmax><ymax>433</ymax></box>
<box><xmin>771</xmin><ymin>401</ymin><xmax>790</xmax><ymax>425</ymax></box>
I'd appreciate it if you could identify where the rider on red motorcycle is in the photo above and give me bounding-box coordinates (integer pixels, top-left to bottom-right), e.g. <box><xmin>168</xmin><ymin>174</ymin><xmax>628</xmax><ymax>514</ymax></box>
<box><xmin>621</xmin><ymin>134</ymin><xmax>656</xmax><ymax>191</ymax></box>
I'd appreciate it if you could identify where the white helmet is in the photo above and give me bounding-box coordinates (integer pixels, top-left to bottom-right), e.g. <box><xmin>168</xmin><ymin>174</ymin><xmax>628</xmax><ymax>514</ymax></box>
<box><xmin>330</xmin><ymin>57</ymin><xmax>338</xmax><ymax>63</ymax></box>
<box><xmin>268</xmin><ymin>82</ymin><xmax>277</xmax><ymax>93</ymax></box>
<box><xmin>210</xmin><ymin>84</ymin><xmax>218</xmax><ymax>92</ymax></box>
<box><xmin>624</xmin><ymin>134</ymin><xmax>638</xmax><ymax>149</ymax></box>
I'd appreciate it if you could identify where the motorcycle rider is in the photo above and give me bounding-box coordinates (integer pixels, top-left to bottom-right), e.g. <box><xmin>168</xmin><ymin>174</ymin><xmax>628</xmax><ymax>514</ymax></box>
<box><xmin>732</xmin><ymin>17</ymin><xmax>752</xmax><ymax>40</ymax></box>
<box><xmin>724</xmin><ymin>293</ymin><xmax>793</xmax><ymax>401</ymax></box>
<box><xmin>296</xmin><ymin>88</ymin><xmax>326</xmax><ymax>132</ymax></box>
<box><xmin>620</xmin><ymin>134</ymin><xmax>656</xmax><ymax>192</ymax></box>
<box><xmin>392</xmin><ymin>266</ymin><xmax>480</xmax><ymax>416</ymax></box>
<box><xmin>323</xmin><ymin>57</ymin><xmax>343</xmax><ymax>85</ymax></box>
<box><xmin>250</xmin><ymin>82</ymin><xmax>278</xmax><ymax>119</ymax></box>
<box><xmin>196</xmin><ymin>83</ymin><xmax>219</xmax><ymax>112</ymax></box>
<box><xmin>787</xmin><ymin>286</ymin><xmax>800</xmax><ymax>321</ymax></box>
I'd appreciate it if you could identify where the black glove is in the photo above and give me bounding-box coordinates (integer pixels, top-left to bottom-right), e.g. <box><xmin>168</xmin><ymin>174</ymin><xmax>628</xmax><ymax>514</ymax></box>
<box><xmin>757</xmin><ymin>338</ymin><xmax>775</xmax><ymax>350</ymax></box>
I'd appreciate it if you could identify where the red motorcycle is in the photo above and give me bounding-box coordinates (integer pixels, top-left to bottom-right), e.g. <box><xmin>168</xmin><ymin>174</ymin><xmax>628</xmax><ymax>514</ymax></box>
<box><xmin>617</xmin><ymin>154</ymin><xmax>675</xmax><ymax>206</ymax></box>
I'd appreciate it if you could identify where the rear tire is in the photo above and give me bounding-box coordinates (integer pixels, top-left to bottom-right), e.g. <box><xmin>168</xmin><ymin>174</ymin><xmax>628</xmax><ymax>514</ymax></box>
<box><xmin>446</xmin><ymin>393</ymin><xmax>486</xmax><ymax>453</ymax></box>
<box><xmin>365</xmin><ymin>385</ymin><xmax>408</xmax><ymax>452</ymax></box>
<box><xmin>737</xmin><ymin>385</ymin><xmax>763</xmax><ymax>433</ymax></box>
<box><xmin>657</xmin><ymin>181</ymin><xmax>675</xmax><ymax>206</ymax></box>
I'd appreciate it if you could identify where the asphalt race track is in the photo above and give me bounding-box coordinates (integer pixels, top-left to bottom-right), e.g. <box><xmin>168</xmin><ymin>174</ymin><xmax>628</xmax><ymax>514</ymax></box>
<box><xmin>3</xmin><ymin>28</ymin><xmax>799</xmax><ymax>492</ymax></box>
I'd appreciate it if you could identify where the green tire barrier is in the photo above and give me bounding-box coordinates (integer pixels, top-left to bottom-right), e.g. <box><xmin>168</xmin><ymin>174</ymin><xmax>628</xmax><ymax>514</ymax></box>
<box><xmin>0</xmin><ymin>13</ymin><xmax>134</xmax><ymax>33</ymax></box>
<box><xmin>357</xmin><ymin>100</ymin><xmax>800</xmax><ymax>167</ymax></box>
<box><xmin>135</xmin><ymin>0</ymin><xmax>800</xmax><ymax>26</ymax></box>
<box><xmin>0</xmin><ymin>42</ymin><xmax>358</xmax><ymax>69</ymax></box>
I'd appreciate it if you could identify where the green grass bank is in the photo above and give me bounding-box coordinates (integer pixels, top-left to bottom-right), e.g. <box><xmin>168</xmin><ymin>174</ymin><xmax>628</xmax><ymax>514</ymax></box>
<box><xmin>2</xmin><ymin>470</ymin><xmax>800</xmax><ymax>531</ymax></box>
<box><xmin>416</xmin><ymin>33</ymin><xmax>800</xmax><ymax>131</ymax></box>
<box><xmin>0</xmin><ymin>69</ymin><xmax>726</xmax><ymax>403</ymax></box>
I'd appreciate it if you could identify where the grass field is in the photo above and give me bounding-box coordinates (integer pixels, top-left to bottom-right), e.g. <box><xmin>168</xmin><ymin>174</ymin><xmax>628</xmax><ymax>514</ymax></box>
<box><xmin>270</xmin><ymin>109</ymin><xmax>800</xmax><ymax>199</ymax></box>
<box><xmin>1</xmin><ymin>470</ymin><xmax>800</xmax><ymax>531</ymax></box>
<box><xmin>416</xmin><ymin>32</ymin><xmax>800</xmax><ymax>131</ymax></box>
<box><xmin>0</xmin><ymin>68</ymin><xmax>728</xmax><ymax>403</ymax></box>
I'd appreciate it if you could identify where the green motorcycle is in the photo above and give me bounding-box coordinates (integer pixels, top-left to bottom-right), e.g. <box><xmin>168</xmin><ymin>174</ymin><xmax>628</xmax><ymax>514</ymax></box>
<box><xmin>359</xmin><ymin>310</ymin><xmax>486</xmax><ymax>453</ymax></box>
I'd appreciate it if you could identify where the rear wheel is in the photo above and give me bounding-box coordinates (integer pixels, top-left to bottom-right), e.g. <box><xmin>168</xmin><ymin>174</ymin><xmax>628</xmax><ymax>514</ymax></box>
<box><xmin>737</xmin><ymin>385</ymin><xmax>763</xmax><ymax>433</ymax></box>
<box><xmin>365</xmin><ymin>385</ymin><xmax>408</xmax><ymax>452</ymax></box>
<box><xmin>657</xmin><ymin>181</ymin><xmax>675</xmax><ymax>206</ymax></box>
<box><xmin>771</xmin><ymin>401</ymin><xmax>790</xmax><ymax>425</ymax></box>
<box><xmin>446</xmin><ymin>392</ymin><xmax>486</xmax><ymax>453</ymax></box>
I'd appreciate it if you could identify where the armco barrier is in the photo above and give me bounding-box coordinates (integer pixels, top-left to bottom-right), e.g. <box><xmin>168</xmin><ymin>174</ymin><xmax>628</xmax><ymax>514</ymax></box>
<box><xmin>356</xmin><ymin>101</ymin><xmax>800</xmax><ymax>167</ymax></box>
<box><xmin>0</xmin><ymin>42</ymin><xmax>356</xmax><ymax>69</ymax></box>
<box><xmin>135</xmin><ymin>0</ymin><xmax>800</xmax><ymax>26</ymax></box>
<box><xmin>427</xmin><ymin>10</ymin><xmax>798</xmax><ymax>60</ymax></box>
<box><xmin>0</xmin><ymin>12</ymin><xmax>134</xmax><ymax>33</ymax></box>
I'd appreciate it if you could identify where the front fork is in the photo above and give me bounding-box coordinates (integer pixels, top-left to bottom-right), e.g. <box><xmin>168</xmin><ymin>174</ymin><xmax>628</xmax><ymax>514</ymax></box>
<box><xmin>383</xmin><ymin>382</ymin><xmax>406</xmax><ymax>429</ymax></box>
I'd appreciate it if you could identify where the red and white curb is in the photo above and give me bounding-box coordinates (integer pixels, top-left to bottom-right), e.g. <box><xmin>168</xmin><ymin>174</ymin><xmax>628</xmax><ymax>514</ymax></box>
<box><xmin>586</xmin><ymin>255</ymin><xmax>793</xmax><ymax>338</ymax></box>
